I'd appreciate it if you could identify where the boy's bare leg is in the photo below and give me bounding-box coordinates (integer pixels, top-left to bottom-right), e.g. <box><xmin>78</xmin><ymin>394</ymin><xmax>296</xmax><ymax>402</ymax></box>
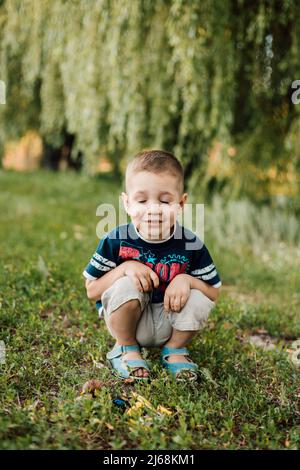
<box><xmin>163</xmin><ymin>329</ymin><xmax>197</xmax><ymax>363</ymax></box>
<box><xmin>108</xmin><ymin>299</ymin><xmax>149</xmax><ymax>378</ymax></box>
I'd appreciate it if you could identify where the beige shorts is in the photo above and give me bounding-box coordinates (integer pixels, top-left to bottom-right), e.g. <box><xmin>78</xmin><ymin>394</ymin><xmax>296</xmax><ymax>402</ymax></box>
<box><xmin>99</xmin><ymin>276</ymin><xmax>216</xmax><ymax>348</ymax></box>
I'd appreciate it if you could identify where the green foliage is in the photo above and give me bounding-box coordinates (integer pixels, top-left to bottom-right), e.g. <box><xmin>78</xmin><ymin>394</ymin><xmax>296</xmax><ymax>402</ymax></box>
<box><xmin>0</xmin><ymin>1</ymin><xmax>300</xmax><ymax>198</ymax></box>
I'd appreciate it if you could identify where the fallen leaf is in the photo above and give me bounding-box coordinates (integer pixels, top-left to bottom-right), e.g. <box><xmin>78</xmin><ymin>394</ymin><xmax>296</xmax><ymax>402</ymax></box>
<box><xmin>62</xmin><ymin>315</ymin><xmax>71</xmax><ymax>328</ymax></box>
<box><xmin>255</xmin><ymin>328</ymin><xmax>268</xmax><ymax>334</ymax></box>
<box><xmin>125</xmin><ymin>401</ymin><xmax>144</xmax><ymax>416</ymax></box>
<box><xmin>81</xmin><ymin>379</ymin><xmax>103</xmax><ymax>396</ymax></box>
<box><xmin>156</xmin><ymin>405</ymin><xmax>172</xmax><ymax>416</ymax></box>
<box><xmin>105</xmin><ymin>422</ymin><xmax>114</xmax><ymax>430</ymax></box>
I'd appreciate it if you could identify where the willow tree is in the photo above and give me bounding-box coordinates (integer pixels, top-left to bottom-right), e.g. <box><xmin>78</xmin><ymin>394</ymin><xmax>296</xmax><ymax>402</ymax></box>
<box><xmin>0</xmin><ymin>0</ymin><xmax>299</xmax><ymax>204</ymax></box>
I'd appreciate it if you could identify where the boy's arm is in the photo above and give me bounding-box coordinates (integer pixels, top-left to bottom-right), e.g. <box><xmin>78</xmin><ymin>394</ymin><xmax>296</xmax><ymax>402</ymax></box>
<box><xmin>85</xmin><ymin>264</ymin><xmax>126</xmax><ymax>301</ymax></box>
<box><xmin>187</xmin><ymin>275</ymin><xmax>221</xmax><ymax>301</ymax></box>
<box><xmin>83</xmin><ymin>232</ymin><xmax>121</xmax><ymax>301</ymax></box>
<box><xmin>188</xmin><ymin>240</ymin><xmax>222</xmax><ymax>302</ymax></box>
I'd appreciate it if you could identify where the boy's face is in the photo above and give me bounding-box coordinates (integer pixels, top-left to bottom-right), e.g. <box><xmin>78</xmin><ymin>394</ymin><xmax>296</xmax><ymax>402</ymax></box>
<box><xmin>122</xmin><ymin>170</ymin><xmax>187</xmax><ymax>240</ymax></box>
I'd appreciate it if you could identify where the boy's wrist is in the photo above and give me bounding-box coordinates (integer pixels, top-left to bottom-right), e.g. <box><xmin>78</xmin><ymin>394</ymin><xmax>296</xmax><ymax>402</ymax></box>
<box><xmin>121</xmin><ymin>260</ymin><xmax>141</xmax><ymax>276</ymax></box>
<box><xmin>174</xmin><ymin>273</ymin><xmax>194</xmax><ymax>287</ymax></box>
<box><xmin>121</xmin><ymin>260</ymin><xmax>130</xmax><ymax>276</ymax></box>
<box><xmin>118</xmin><ymin>262</ymin><xmax>133</xmax><ymax>277</ymax></box>
<box><xmin>186</xmin><ymin>274</ymin><xmax>197</xmax><ymax>289</ymax></box>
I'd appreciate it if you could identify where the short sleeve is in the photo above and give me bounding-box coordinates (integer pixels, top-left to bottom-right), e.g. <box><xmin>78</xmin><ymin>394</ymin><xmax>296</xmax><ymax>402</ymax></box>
<box><xmin>189</xmin><ymin>243</ymin><xmax>222</xmax><ymax>288</ymax></box>
<box><xmin>82</xmin><ymin>235</ymin><xmax>118</xmax><ymax>280</ymax></box>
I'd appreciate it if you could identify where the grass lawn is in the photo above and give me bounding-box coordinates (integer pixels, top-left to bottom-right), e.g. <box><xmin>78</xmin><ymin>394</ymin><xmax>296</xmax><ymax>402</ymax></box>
<box><xmin>0</xmin><ymin>169</ymin><xmax>300</xmax><ymax>450</ymax></box>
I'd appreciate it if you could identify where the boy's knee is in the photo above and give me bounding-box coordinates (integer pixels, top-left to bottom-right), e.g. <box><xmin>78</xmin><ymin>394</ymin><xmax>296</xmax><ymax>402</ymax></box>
<box><xmin>107</xmin><ymin>298</ymin><xmax>142</xmax><ymax>335</ymax></box>
<box><xmin>101</xmin><ymin>275</ymin><xmax>150</xmax><ymax>318</ymax></box>
<box><xmin>110</xmin><ymin>298</ymin><xmax>140</xmax><ymax>318</ymax></box>
<box><xmin>189</xmin><ymin>289</ymin><xmax>216</xmax><ymax>327</ymax></box>
<box><xmin>111</xmin><ymin>275</ymin><xmax>137</xmax><ymax>291</ymax></box>
<box><xmin>169</xmin><ymin>289</ymin><xmax>215</xmax><ymax>331</ymax></box>
<box><xmin>189</xmin><ymin>289</ymin><xmax>215</xmax><ymax>319</ymax></box>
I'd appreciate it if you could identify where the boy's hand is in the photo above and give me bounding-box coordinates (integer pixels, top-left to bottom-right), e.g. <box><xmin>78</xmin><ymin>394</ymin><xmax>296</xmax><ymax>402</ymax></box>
<box><xmin>164</xmin><ymin>274</ymin><xmax>191</xmax><ymax>312</ymax></box>
<box><xmin>123</xmin><ymin>260</ymin><xmax>159</xmax><ymax>293</ymax></box>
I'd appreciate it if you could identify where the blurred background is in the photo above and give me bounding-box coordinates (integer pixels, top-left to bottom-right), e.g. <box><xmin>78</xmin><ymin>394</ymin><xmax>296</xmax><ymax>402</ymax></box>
<box><xmin>1</xmin><ymin>0</ymin><xmax>300</xmax><ymax>450</ymax></box>
<box><xmin>1</xmin><ymin>0</ymin><xmax>300</xmax><ymax>206</ymax></box>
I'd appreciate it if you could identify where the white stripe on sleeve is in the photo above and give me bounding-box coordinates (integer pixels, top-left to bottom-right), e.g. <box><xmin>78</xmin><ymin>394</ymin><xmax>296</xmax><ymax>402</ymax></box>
<box><xmin>93</xmin><ymin>252</ymin><xmax>116</xmax><ymax>267</ymax></box>
<box><xmin>199</xmin><ymin>269</ymin><xmax>218</xmax><ymax>281</ymax></box>
<box><xmin>191</xmin><ymin>263</ymin><xmax>215</xmax><ymax>276</ymax></box>
<box><xmin>82</xmin><ymin>271</ymin><xmax>97</xmax><ymax>280</ymax></box>
<box><xmin>90</xmin><ymin>259</ymin><xmax>112</xmax><ymax>272</ymax></box>
<box><xmin>212</xmin><ymin>281</ymin><xmax>222</xmax><ymax>288</ymax></box>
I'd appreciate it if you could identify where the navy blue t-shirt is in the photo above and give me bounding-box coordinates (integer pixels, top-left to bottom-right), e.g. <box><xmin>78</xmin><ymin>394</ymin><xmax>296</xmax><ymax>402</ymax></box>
<box><xmin>82</xmin><ymin>221</ymin><xmax>222</xmax><ymax>313</ymax></box>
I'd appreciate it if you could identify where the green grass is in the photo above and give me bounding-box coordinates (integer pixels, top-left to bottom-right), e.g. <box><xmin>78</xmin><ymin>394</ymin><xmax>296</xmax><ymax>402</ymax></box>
<box><xmin>0</xmin><ymin>169</ymin><xmax>300</xmax><ymax>450</ymax></box>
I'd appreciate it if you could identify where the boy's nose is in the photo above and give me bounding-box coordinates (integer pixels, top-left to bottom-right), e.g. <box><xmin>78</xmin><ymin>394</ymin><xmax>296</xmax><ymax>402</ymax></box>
<box><xmin>146</xmin><ymin>202</ymin><xmax>162</xmax><ymax>214</ymax></box>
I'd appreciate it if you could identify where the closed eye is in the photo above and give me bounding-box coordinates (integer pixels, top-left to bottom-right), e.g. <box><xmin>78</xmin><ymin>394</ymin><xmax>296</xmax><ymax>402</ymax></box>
<box><xmin>137</xmin><ymin>200</ymin><xmax>170</xmax><ymax>204</ymax></box>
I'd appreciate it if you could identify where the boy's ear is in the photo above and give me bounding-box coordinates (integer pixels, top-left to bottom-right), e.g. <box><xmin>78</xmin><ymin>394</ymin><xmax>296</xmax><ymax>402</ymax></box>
<box><xmin>179</xmin><ymin>192</ymin><xmax>188</xmax><ymax>209</ymax></box>
<box><xmin>121</xmin><ymin>192</ymin><xmax>129</xmax><ymax>213</ymax></box>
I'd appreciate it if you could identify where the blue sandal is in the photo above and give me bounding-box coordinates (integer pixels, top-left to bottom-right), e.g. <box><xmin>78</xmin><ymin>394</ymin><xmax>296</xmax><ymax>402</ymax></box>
<box><xmin>161</xmin><ymin>346</ymin><xmax>198</xmax><ymax>382</ymax></box>
<box><xmin>106</xmin><ymin>344</ymin><xmax>150</xmax><ymax>381</ymax></box>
